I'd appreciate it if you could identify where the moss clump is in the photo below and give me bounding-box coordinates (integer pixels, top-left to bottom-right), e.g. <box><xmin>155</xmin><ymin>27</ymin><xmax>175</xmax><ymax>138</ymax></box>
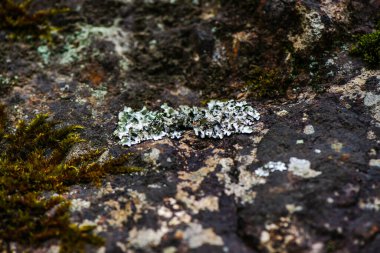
<box><xmin>0</xmin><ymin>0</ymin><xmax>70</xmax><ymax>40</ymax></box>
<box><xmin>244</xmin><ymin>66</ymin><xmax>290</xmax><ymax>99</ymax></box>
<box><xmin>351</xmin><ymin>29</ymin><xmax>380</xmax><ymax>68</ymax></box>
<box><xmin>0</xmin><ymin>106</ymin><xmax>140</xmax><ymax>252</ymax></box>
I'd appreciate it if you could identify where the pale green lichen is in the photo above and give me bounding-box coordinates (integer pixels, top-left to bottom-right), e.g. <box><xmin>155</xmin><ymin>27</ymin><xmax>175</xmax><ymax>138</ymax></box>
<box><xmin>0</xmin><ymin>74</ymin><xmax>18</xmax><ymax>94</ymax></box>
<box><xmin>115</xmin><ymin>100</ymin><xmax>260</xmax><ymax>146</ymax></box>
<box><xmin>59</xmin><ymin>21</ymin><xmax>131</xmax><ymax>69</ymax></box>
<box><xmin>37</xmin><ymin>45</ymin><xmax>51</xmax><ymax>64</ymax></box>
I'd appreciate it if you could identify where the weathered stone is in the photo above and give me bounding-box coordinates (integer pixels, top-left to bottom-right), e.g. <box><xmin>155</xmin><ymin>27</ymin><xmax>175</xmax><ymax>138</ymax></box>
<box><xmin>0</xmin><ymin>0</ymin><xmax>379</xmax><ymax>252</ymax></box>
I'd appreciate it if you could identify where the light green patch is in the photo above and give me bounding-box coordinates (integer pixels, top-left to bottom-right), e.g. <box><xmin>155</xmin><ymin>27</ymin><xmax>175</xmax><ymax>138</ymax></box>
<box><xmin>288</xmin><ymin>157</ymin><xmax>321</xmax><ymax>178</ymax></box>
<box><xmin>59</xmin><ymin>21</ymin><xmax>131</xmax><ymax>70</ymax></box>
<box><xmin>37</xmin><ymin>45</ymin><xmax>51</xmax><ymax>64</ymax></box>
<box><xmin>91</xmin><ymin>87</ymin><xmax>108</xmax><ymax>100</ymax></box>
<box><xmin>0</xmin><ymin>74</ymin><xmax>18</xmax><ymax>94</ymax></box>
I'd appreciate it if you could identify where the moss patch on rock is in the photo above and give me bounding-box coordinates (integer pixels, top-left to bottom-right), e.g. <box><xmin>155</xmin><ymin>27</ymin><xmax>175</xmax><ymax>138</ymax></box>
<box><xmin>244</xmin><ymin>66</ymin><xmax>291</xmax><ymax>99</ymax></box>
<box><xmin>0</xmin><ymin>0</ymin><xmax>70</xmax><ymax>40</ymax></box>
<box><xmin>0</xmin><ymin>105</ymin><xmax>140</xmax><ymax>252</ymax></box>
<box><xmin>351</xmin><ymin>28</ymin><xmax>380</xmax><ymax>68</ymax></box>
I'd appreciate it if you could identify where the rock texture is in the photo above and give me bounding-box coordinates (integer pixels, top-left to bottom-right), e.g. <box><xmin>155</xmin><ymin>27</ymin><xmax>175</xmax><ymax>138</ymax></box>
<box><xmin>0</xmin><ymin>0</ymin><xmax>380</xmax><ymax>252</ymax></box>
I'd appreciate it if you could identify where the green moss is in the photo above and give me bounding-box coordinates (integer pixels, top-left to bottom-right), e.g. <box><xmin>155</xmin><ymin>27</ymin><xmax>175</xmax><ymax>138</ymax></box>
<box><xmin>0</xmin><ymin>105</ymin><xmax>140</xmax><ymax>252</ymax></box>
<box><xmin>244</xmin><ymin>66</ymin><xmax>290</xmax><ymax>99</ymax></box>
<box><xmin>351</xmin><ymin>29</ymin><xmax>380</xmax><ymax>68</ymax></box>
<box><xmin>0</xmin><ymin>0</ymin><xmax>70</xmax><ymax>40</ymax></box>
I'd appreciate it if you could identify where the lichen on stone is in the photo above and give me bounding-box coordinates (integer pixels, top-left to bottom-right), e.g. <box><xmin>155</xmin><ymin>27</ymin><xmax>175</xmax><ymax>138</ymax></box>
<box><xmin>0</xmin><ymin>74</ymin><xmax>18</xmax><ymax>95</ymax></box>
<box><xmin>255</xmin><ymin>158</ymin><xmax>321</xmax><ymax>179</ymax></box>
<box><xmin>114</xmin><ymin>100</ymin><xmax>260</xmax><ymax>146</ymax></box>
<box><xmin>59</xmin><ymin>20</ymin><xmax>131</xmax><ymax>68</ymax></box>
<box><xmin>288</xmin><ymin>5</ymin><xmax>325</xmax><ymax>51</ymax></box>
<box><xmin>254</xmin><ymin>161</ymin><xmax>288</xmax><ymax>177</ymax></box>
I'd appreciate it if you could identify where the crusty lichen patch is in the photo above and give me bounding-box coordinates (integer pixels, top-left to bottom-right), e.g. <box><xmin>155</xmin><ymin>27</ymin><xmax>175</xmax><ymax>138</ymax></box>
<box><xmin>127</xmin><ymin>226</ymin><xmax>169</xmax><ymax>249</ymax></box>
<box><xmin>59</xmin><ymin>20</ymin><xmax>131</xmax><ymax>69</ymax></box>
<box><xmin>216</xmin><ymin>124</ymin><xmax>268</xmax><ymax>204</ymax></box>
<box><xmin>259</xmin><ymin>211</ymin><xmax>315</xmax><ymax>253</ymax></box>
<box><xmin>359</xmin><ymin>197</ymin><xmax>380</xmax><ymax>211</ymax></box>
<box><xmin>217</xmin><ymin>156</ymin><xmax>262</xmax><ymax>204</ymax></box>
<box><xmin>182</xmin><ymin>223</ymin><xmax>224</xmax><ymax>248</ymax></box>
<box><xmin>320</xmin><ymin>0</ymin><xmax>350</xmax><ymax>24</ymax></box>
<box><xmin>288</xmin><ymin>5</ymin><xmax>325</xmax><ymax>51</ymax></box>
<box><xmin>176</xmin><ymin>152</ymin><xmax>222</xmax><ymax>214</ymax></box>
<box><xmin>329</xmin><ymin>70</ymin><xmax>380</xmax><ymax>124</ymax></box>
<box><xmin>105</xmin><ymin>190</ymin><xmax>148</xmax><ymax>228</ymax></box>
<box><xmin>288</xmin><ymin>157</ymin><xmax>321</xmax><ymax>178</ymax></box>
<box><xmin>217</xmin><ymin>154</ymin><xmax>321</xmax><ymax>204</ymax></box>
<box><xmin>115</xmin><ymin>100</ymin><xmax>260</xmax><ymax>146</ymax></box>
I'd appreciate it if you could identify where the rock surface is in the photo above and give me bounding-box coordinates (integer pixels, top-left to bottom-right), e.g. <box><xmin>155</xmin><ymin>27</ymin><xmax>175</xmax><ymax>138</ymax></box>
<box><xmin>0</xmin><ymin>0</ymin><xmax>380</xmax><ymax>252</ymax></box>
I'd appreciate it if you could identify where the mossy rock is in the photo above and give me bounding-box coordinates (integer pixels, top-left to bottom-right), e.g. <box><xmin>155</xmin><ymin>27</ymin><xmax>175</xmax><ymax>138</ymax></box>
<box><xmin>0</xmin><ymin>0</ymin><xmax>70</xmax><ymax>40</ymax></box>
<box><xmin>0</xmin><ymin>105</ymin><xmax>141</xmax><ymax>252</ymax></box>
<box><xmin>351</xmin><ymin>29</ymin><xmax>380</xmax><ymax>68</ymax></box>
<box><xmin>244</xmin><ymin>65</ymin><xmax>290</xmax><ymax>99</ymax></box>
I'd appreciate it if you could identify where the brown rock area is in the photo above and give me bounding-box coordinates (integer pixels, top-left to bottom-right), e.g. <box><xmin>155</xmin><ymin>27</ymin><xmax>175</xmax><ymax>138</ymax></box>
<box><xmin>0</xmin><ymin>0</ymin><xmax>380</xmax><ymax>252</ymax></box>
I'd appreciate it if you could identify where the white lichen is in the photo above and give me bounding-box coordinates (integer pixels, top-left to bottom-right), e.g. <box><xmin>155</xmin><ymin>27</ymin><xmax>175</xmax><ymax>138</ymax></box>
<box><xmin>115</xmin><ymin>100</ymin><xmax>260</xmax><ymax>146</ymax></box>
<box><xmin>303</xmin><ymin>124</ymin><xmax>315</xmax><ymax>135</ymax></box>
<box><xmin>255</xmin><ymin>158</ymin><xmax>321</xmax><ymax>179</ymax></box>
<box><xmin>255</xmin><ymin>161</ymin><xmax>287</xmax><ymax>177</ymax></box>
<box><xmin>127</xmin><ymin>226</ymin><xmax>169</xmax><ymax>248</ymax></box>
<box><xmin>70</xmin><ymin>198</ymin><xmax>91</xmax><ymax>212</ymax></box>
<box><xmin>369</xmin><ymin>159</ymin><xmax>380</xmax><ymax>168</ymax></box>
<box><xmin>288</xmin><ymin>157</ymin><xmax>321</xmax><ymax>178</ymax></box>
<box><xmin>182</xmin><ymin>223</ymin><xmax>224</xmax><ymax>248</ymax></box>
<box><xmin>359</xmin><ymin>198</ymin><xmax>380</xmax><ymax>211</ymax></box>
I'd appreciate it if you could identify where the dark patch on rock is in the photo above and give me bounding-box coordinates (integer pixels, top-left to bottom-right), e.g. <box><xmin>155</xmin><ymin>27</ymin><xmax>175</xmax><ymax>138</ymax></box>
<box><xmin>365</xmin><ymin>76</ymin><xmax>380</xmax><ymax>93</ymax></box>
<box><xmin>239</xmin><ymin>94</ymin><xmax>379</xmax><ymax>252</ymax></box>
